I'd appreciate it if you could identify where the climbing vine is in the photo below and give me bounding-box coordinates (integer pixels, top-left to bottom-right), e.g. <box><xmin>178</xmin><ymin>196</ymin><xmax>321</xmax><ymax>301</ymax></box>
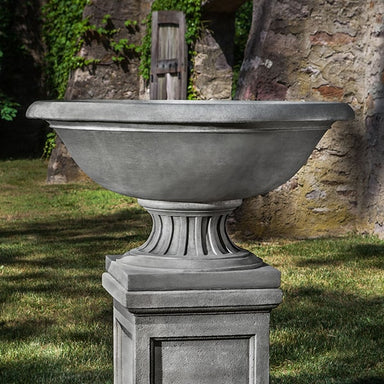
<box><xmin>41</xmin><ymin>0</ymin><xmax>141</xmax><ymax>156</ymax></box>
<box><xmin>78</xmin><ymin>14</ymin><xmax>141</xmax><ymax>66</ymax></box>
<box><xmin>40</xmin><ymin>0</ymin><xmax>247</xmax><ymax>154</ymax></box>
<box><xmin>42</xmin><ymin>0</ymin><xmax>90</xmax><ymax>99</ymax></box>
<box><xmin>41</xmin><ymin>0</ymin><xmax>90</xmax><ymax>156</ymax></box>
<box><xmin>43</xmin><ymin>0</ymin><xmax>202</xmax><ymax>100</ymax></box>
<box><xmin>42</xmin><ymin>1</ymin><xmax>141</xmax><ymax>99</ymax></box>
<box><xmin>42</xmin><ymin>0</ymin><xmax>250</xmax><ymax>102</ymax></box>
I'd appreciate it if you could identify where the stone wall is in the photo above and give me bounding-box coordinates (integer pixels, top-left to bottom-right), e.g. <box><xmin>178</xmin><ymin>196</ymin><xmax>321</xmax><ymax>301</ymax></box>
<box><xmin>193</xmin><ymin>11</ymin><xmax>235</xmax><ymax>100</ymax></box>
<box><xmin>66</xmin><ymin>0</ymin><xmax>150</xmax><ymax>100</ymax></box>
<box><xmin>234</xmin><ymin>0</ymin><xmax>384</xmax><ymax>239</ymax></box>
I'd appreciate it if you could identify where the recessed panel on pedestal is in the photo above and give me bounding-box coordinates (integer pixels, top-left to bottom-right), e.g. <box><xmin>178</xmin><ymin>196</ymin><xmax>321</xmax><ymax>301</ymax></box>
<box><xmin>151</xmin><ymin>336</ymin><xmax>255</xmax><ymax>384</ymax></box>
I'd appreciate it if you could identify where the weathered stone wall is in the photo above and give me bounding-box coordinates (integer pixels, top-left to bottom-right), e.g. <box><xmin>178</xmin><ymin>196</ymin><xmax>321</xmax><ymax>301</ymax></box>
<box><xmin>196</xmin><ymin>0</ymin><xmax>258</xmax><ymax>101</ymax></box>
<box><xmin>65</xmin><ymin>0</ymin><xmax>145</xmax><ymax>100</ymax></box>
<box><xmin>193</xmin><ymin>11</ymin><xmax>235</xmax><ymax>100</ymax></box>
<box><xmin>235</xmin><ymin>0</ymin><xmax>384</xmax><ymax>239</ymax></box>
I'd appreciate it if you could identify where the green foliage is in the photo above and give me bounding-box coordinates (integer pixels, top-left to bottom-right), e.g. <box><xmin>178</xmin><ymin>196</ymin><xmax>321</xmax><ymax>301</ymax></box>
<box><xmin>41</xmin><ymin>0</ymin><xmax>89</xmax><ymax>157</ymax></box>
<box><xmin>82</xmin><ymin>15</ymin><xmax>141</xmax><ymax>63</ymax></box>
<box><xmin>187</xmin><ymin>75</ymin><xmax>199</xmax><ymax>100</ymax></box>
<box><xmin>234</xmin><ymin>0</ymin><xmax>253</xmax><ymax>67</ymax></box>
<box><xmin>42</xmin><ymin>131</ymin><xmax>56</xmax><ymax>159</ymax></box>
<box><xmin>43</xmin><ymin>1</ymin><xmax>141</xmax><ymax>99</ymax></box>
<box><xmin>0</xmin><ymin>0</ymin><xmax>22</xmax><ymax>121</ymax></box>
<box><xmin>42</xmin><ymin>0</ymin><xmax>90</xmax><ymax>99</ymax></box>
<box><xmin>42</xmin><ymin>0</ymin><xmax>201</xmax><ymax>97</ymax></box>
<box><xmin>42</xmin><ymin>0</ymin><xmax>141</xmax><ymax>156</ymax></box>
<box><xmin>0</xmin><ymin>91</ymin><xmax>19</xmax><ymax>121</ymax></box>
<box><xmin>139</xmin><ymin>0</ymin><xmax>202</xmax><ymax>81</ymax></box>
<box><xmin>124</xmin><ymin>19</ymin><xmax>138</xmax><ymax>28</ymax></box>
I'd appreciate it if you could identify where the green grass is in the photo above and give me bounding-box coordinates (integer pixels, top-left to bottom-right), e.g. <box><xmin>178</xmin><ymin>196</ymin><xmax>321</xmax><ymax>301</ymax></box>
<box><xmin>247</xmin><ymin>237</ymin><xmax>384</xmax><ymax>383</ymax></box>
<box><xmin>1</xmin><ymin>159</ymin><xmax>383</xmax><ymax>383</ymax></box>
<box><xmin>0</xmin><ymin>159</ymin><xmax>149</xmax><ymax>383</ymax></box>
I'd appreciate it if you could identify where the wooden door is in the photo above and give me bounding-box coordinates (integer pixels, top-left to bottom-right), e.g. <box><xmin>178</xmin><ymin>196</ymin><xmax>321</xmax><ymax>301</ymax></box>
<box><xmin>150</xmin><ymin>11</ymin><xmax>187</xmax><ymax>100</ymax></box>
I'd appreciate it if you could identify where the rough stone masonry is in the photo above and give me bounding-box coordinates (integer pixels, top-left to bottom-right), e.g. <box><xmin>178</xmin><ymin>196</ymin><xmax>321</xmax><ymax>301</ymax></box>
<box><xmin>230</xmin><ymin>0</ymin><xmax>384</xmax><ymax>239</ymax></box>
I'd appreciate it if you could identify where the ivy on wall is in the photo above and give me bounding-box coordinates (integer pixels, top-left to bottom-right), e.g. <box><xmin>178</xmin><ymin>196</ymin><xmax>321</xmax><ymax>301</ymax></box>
<box><xmin>42</xmin><ymin>0</ymin><xmax>90</xmax><ymax>99</ymax></box>
<box><xmin>42</xmin><ymin>0</ymin><xmax>202</xmax><ymax>99</ymax></box>
<box><xmin>40</xmin><ymin>0</ymin><xmax>90</xmax><ymax>156</ymax></box>
<box><xmin>78</xmin><ymin>14</ymin><xmax>141</xmax><ymax>66</ymax></box>
<box><xmin>41</xmin><ymin>0</ymin><xmax>142</xmax><ymax>156</ymax></box>
<box><xmin>40</xmin><ymin>0</ymin><xmax>250</xmax><ymax>153</ymax></box>
<box><xmin>42</xmin><ymin>0</ymin><xmax>141</xmax><ymax>100</ymax></box>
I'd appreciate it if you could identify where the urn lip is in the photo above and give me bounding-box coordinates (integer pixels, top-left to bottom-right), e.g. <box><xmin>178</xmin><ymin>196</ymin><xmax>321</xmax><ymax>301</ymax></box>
<box><xmin>26</xmin><ymin>99</ymin><xmax>354</xmax><ymax>124</ymax></box>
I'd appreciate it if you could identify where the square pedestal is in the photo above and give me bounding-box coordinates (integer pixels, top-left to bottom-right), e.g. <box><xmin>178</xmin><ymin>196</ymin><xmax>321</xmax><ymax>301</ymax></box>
<box><xmin>103</xmin><ymin>270</ymin><xmax>282</xmax><ymax>384</ymax></box>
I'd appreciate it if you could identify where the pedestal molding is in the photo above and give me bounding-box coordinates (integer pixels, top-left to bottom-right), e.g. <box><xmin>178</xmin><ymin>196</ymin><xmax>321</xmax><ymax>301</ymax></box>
<box><xmin>102</xmin><ymin>272</ymin><xmax>283</xmax><ymax>313</ymax></box>
<box><xmin>105</xmin><ymin>257</ymin><xmax>281</xmax><ymax>291</ymax></box>
<box><xmin>118</xmin><ymin>199</ymin><xmax>263</xmax><ymax>272</ymax></box>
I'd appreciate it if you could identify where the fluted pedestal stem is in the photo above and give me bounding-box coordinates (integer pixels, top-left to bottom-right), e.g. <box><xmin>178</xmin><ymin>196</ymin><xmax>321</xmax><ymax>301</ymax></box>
<box><xmin>119</xmin><ymin>199</ymin><xmax>263</xmax><ymax>272</ymax></box>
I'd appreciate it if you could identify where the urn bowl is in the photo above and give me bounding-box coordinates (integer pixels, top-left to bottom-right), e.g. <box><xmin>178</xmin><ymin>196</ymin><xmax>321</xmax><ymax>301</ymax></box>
<box><xmin>27</xmin><ymin>100</ymin><xmax>354</xmax><ymax>203</ymax></box>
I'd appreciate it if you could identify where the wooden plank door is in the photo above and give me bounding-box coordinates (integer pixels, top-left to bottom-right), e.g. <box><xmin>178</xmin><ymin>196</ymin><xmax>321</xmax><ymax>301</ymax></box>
<box><xmin>150</xmin><ymin>11</ymin><xmax>187</xmax><ymax>100</ymax></box>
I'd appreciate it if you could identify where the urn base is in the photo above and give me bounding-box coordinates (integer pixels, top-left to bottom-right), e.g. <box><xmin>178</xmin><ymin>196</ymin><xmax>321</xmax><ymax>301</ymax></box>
<box><xmin>104</xmin><ymin>199</ymin><xmax>280</xmax><ymax>291</ymax></box>
<box><xmin>115</xmin><ymin>199</ymin><xmax>263</xmax><ymax>272</ymax></box>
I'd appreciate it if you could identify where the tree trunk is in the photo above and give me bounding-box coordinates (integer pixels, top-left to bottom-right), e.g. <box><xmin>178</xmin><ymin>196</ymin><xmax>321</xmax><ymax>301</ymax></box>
<box><xmin>235</xmin><ymin>0</ymin><xmax>278</xmax><ymax>100</ymax></box>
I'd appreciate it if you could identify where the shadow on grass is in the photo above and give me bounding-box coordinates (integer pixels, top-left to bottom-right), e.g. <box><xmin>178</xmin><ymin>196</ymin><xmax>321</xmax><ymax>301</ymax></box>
<box><xmin>0</xmin><ymin>302</ymin><xmax>113</xmax><ymax>343</ymax></box>
<box><xmin>0</xmin><ymin>209</ymin><xmax>150</xmax><ymax>266</ymax></box>
<box><xmin>0</xmin><ymin>357</ymin><xmax>113</xmax><ymax>384</ymax></box>
<box><xmin>0</xmin><ymin>209</ymin><xmax>151</xmax><ymax>317</ymax></box>
<box><xmin>271</xmin><ymin>374</ymin><xmax>384</xmax><ymax>384</ymax></box>
<box><xmin>0</xmin><ymin>207</ymin><xmax>147</xmax><ymax>381</ymax></box>
<box><xmin>270</xmin><ymin>285</ymin><xmax>384</xmax><ymax>382</ymax></box>
<box><xmin>0</xmin><ymin>318</ymin><xmax>55</xmax><ymax>340</ymax></box>
<box><xmin>350</xmin><ymin>378</ymin><xmax>384</xmax><ymax>384</ymax></box>
<box><xmin>285</xmin><ymin>238</ymin><xmax>384</xmax><ymax>269</ymax></box>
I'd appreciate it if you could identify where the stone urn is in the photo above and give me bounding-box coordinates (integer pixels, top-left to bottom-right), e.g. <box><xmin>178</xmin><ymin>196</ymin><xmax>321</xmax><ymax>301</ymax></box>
<box><xmin>27</xmin><ymin>100</ymin><xmax>354</xmax><ymax>384</ymax></box>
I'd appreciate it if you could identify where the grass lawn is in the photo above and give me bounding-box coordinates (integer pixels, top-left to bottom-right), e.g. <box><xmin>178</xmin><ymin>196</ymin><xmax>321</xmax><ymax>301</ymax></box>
<box><xmin>0</xmin><ymin>159</ymin><xmax>383</xmax><ymax>383</ymax></box>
